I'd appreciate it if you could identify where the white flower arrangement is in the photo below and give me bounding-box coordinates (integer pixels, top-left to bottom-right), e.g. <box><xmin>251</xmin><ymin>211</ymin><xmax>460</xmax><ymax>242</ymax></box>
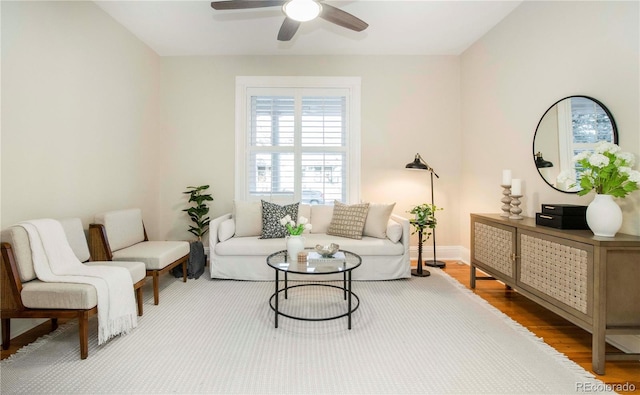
<box><xmin>280</xmin><ymin>215</ymin><xmax>312</xmax><ymax>236</ymax></box>
<box><xmin>572</xmin><ymin>141</ymin><xmax>640</xmax><ymax>197</ymax></box>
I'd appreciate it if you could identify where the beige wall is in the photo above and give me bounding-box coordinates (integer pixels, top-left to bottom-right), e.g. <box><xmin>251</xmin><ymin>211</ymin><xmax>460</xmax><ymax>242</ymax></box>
<box><xmin>1</xmin><ymin>1</ymin><xmax>161</xmax><ymax>337</ymax></box>
<box><xmin>1</xmin><ymin>1</ymin><xmax>161</xmax><ymax>234</ymax></box>
<box><xmin>460</xmin><ymin>0</ymin><xmax>640</xmax><ymax>253</ymax></box>
<box><xmin>159</xmin><ymin>56</ymin><xmax>462</xmax><ymax>247</ymax></box>
<box><xmin>460</xmin><ymin>0</ymin><xmax>639</xmax><ymax>353</ymax></box>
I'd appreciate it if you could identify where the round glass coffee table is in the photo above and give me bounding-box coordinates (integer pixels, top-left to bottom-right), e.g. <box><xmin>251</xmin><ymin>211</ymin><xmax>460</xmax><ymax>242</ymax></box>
<box><xmin>266</xmin><ymin>249</ymin><xmax>361</xmax><ymax>329</ymax></box>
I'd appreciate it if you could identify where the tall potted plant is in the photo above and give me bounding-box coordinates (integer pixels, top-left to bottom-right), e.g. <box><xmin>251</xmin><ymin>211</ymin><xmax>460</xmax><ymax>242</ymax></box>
<box><xmin>178</xmin><ymin>185</ymin><xmax>213</xmax><ymax>279</ymax></box>
<box><xmin>183</xmin><ymin>185</ymin><xmax>213</xmax><ymax>241</ymax></box>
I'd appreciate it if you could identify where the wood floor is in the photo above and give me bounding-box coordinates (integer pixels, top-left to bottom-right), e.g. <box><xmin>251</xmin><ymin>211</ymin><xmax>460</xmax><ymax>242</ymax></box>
<box><xmin>439</xmin><ymin>261</ymin><xmax>640</xmax><ymax>390</ymax></box>
<box><xmin>2</xmin><ymin>262</ymin><xmax>639</xmax><ymax>390</ymax></box>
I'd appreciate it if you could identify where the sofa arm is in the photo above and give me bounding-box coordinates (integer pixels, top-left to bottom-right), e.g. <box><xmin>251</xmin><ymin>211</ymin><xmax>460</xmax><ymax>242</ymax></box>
<box><xmin>208</xmin><ymin>213</ymin><xmax>232</xmax><ymax>256</ymax></box>
<box><xmin>390</xmin><ymin>214</ymin><xmax>410</xmax><ymax>252</ymax></box>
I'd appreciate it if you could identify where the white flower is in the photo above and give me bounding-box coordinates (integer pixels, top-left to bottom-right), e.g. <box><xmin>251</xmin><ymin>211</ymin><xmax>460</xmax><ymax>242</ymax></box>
<box><xmin>557</xmin><ymin>170</ymin><xmax>575</xmax><ymax>183</ymax></box>
<box><xmin>280</xmin><ymin>215</ymin><xmax>292</xmax><ymax>226</ymax></box>
<box><xmin>616</xmin><ymin>151</ymin><xmax>635</xmax><ymax>167</ymax></box>
<box><xmin>588</xmin><ymin>153</ymin><xmax>609</xmax><ymax>168</ymax></box>
<box><xmin>574</xmin><ymin>140</ymin><xmax>639</xmax><ymax>197</ymax></box>
<box><xmin>594</xmin><ymin>141</ymin><xmax>620</xmax><ymax>154</ymax></box>
<box><xmin>628</xmin><ymin>169</ymin><xmax>640</xmax><ymax>183</ymax></box>
<box><xmin>305</xmin><ymin>223</ymin><xmax>313</xmax><ymax>231</ymax></box>
<box><xmin>573</xmin><ymin>151</ymin><xmax>590</xmax><ymax>162</ymax></box>
<box><xmin>298</xmin><ymin>216</ymin><xmax>308</xmax><ymax>225</ymax></box>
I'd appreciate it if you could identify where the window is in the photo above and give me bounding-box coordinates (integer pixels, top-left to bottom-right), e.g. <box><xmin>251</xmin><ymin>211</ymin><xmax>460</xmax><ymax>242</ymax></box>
<box><xmin>235</xmin><ymin>77</ymin><xmax>361</xmax><ymax>204</ymax></box>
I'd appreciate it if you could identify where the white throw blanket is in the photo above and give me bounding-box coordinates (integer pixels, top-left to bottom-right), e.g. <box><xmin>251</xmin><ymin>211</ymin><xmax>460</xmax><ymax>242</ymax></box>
<box><xmin>20</xmin><ymin>219</ymin><xmax>138</xmax><ymax>345</ymax></box>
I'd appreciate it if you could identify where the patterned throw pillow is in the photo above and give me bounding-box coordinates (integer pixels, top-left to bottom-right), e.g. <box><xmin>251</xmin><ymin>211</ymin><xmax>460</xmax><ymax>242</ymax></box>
<box><xmin>259</xmin><ymin>201</ymin><xmax>299</xmax><ymax>239</ymax></box>
<box><xmin>327</xmin><ymin>201</ymin><xmax>370</xmax><ymax>240</ymax></box>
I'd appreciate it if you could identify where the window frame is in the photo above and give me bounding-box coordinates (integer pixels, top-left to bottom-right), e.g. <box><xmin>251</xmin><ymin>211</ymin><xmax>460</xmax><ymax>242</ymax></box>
<box><xmin>235</xmin><ymin>76</ymin><xmax>361</xmax><ymax>204</ymax></box>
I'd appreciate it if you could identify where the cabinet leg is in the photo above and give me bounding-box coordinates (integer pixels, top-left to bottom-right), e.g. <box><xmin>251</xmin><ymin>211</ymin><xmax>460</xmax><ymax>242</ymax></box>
<box><xmin>592</xmin><ymin>329</ymin><xmax>606</xmax><ymax>375</ymax></box>
<box><xmin>470</xmin><ymin>264</ymin><xmax>476</xmax><ymax>288</ymax></box>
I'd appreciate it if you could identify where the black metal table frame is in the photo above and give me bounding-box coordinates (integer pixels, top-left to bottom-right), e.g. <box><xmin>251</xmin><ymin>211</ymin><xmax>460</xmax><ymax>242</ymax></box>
<box><xmin>267</xmin><ymin>250</ymin><xmax>360</xmax><ymax>329</ymax></box>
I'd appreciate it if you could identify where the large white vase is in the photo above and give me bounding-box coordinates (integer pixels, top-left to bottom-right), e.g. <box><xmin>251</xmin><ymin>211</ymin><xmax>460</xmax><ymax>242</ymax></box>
<box><xmin>586</xmin><ymin>194</ymin><xmax>622</xmax><ymax>237</ymax></box>
<box><xmin>286</xmin><ymin>235</ymin><xmax>305</xmax><ymax>262</ymax></box>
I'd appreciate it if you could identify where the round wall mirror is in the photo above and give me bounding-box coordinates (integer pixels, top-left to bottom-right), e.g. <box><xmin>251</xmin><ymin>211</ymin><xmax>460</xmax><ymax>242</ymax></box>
<box><xmin>532</xmin><ymin>96</ymin><xmax>618</xmax><ymax>193</ymax></box>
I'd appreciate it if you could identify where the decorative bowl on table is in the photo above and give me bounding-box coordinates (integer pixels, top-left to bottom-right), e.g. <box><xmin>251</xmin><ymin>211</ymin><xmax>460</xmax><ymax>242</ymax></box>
<box><xmin>314</xmin><ymin>243</ymin><xmax>339</xmax><ymax>258</ymax></box>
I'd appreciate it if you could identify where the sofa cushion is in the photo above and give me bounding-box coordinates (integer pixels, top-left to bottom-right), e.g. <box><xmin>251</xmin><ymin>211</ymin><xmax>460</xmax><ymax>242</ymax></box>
<box><xmin>327</xmin><ymin>201</ymin><xmax>370</xmax><ymax>240</ymax></box>
<box><xmin>94</xmin><ymin>208</ymin><xmax>145</xmax><ymax>252</ymax></box>
<box><xmin>309</xmin><ymin>205</ymin><xmax>334</xmax><ymax>234</ymax></box>
<box><xmin>215</xmin><ymin>233</ymin><xmax>404</xmax><ymax>257</ymax></box>
<box><xmin>298</xmin><ymin>205</ymin><xmax>311</xmax><ymax>224</ymax></box>
<box><xmin>233</xmin><ymin>201</ymin><xmax>262</xmax><ymax>237</ymax></box>
<box><xmin>260</xmin><ymin>201</ymin><xmax>299</xmax><ymax>239</ymax></box>
<box><xmin>363</xmin><ymin>203</ymin><xmax>396</xmax><ymax>239</ymax></box>
<box><xmin>112</xmin><ymin>241</ymin><xmax>189</xmax><ymax>270</ymax></box>
<box><xmin>218</xmin><ymin>218</ymin><xmax>235</xmax><ymax>242</ymax></box>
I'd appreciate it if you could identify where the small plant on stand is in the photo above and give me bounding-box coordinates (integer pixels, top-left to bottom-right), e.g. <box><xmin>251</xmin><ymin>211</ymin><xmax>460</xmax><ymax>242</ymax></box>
<box><xmin>408</xmin><ymin>203</ymin><xmax>440</xmax><ymax>238</ymax></box>
<box><xmin>407</xmin><ymin>203</ymin><xmax>442</xmax><ymax>277</ymax></box>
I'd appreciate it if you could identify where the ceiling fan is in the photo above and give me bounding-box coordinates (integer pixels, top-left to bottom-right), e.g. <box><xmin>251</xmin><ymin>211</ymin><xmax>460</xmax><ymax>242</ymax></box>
<box><xmin>210</xmin><ymin>0</ymin><xmax>369</xmax><ymax>41</ymax></box>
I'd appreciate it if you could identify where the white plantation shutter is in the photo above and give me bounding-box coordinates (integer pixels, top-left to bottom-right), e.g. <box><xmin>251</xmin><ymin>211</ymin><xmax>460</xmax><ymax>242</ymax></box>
<box><xmin>239</xmin><ymin>79</ymin><xmax>359</xmax><ymax>204</ymax></box>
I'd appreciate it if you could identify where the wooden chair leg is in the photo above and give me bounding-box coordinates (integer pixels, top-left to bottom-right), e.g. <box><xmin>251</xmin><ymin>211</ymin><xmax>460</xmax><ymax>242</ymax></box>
<box><xmin>2</xmin><ymin>318</ymin><xmax>10</xmax><ymax>350</ymax></box>
<box><xmin>51</xmin><ymin>318</ymin><xmax>58</xmax><ymax>330</ymax></box>
<box><xmin>78</xmin><ymin>311</ymin><xmax>89</xmax><ymax>360</ymax></box>
<box><xmin>152</xmin><ymin>271</ymin><xmax>160</xmax><ymax>305</ymax></box>
<box><xmin>182</xmin><ymin>260</ymin><xmax>187</xmax><ymax>283</ymax></box>
<box><xmin>136</xmin><ymin>286</ymin><xmax>143</xmax><ymax>316</ymax></box>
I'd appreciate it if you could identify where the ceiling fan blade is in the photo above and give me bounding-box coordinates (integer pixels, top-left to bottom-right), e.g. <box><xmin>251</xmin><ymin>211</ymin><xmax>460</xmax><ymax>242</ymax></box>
<box><xmin>211</xmin><ymin>1</ymin><xmax>286</xmax><ymax>10</ymax></box>
<box><xmin>319</xmin><ymin>3</ymin><xmax>368</xmax><ymax>32</ymax></box>
<box><xmin>277</xmin><ymin>17</ymin><xmax>301</xmax><ymax>41</ymax></box>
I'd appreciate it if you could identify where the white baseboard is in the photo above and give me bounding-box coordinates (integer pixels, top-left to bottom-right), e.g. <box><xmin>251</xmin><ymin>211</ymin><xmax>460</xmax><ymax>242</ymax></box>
<box><xmin>409</xmin><ymin>245</ymin><xmax>467</xmax><ymax>263</ymax></box>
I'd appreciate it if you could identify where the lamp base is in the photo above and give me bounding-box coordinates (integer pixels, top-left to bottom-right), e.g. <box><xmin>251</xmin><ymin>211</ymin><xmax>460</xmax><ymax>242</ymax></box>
<box><xmin>425</xmin><ymin>260</ymin><xmax>446</xmax><ymax>268</ymax></box>
<box><xmin>411</xmin><ymin>268</ymin><xmax>431</xmax><ymax>277</ymax></box>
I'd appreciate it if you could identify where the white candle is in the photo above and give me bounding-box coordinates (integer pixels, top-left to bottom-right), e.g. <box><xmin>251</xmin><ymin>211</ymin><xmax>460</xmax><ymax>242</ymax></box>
<box><xmin>502</xmin><ymin>169</ymin><xmax>512</xmax><ymax>186</ymax></box>
<box><xmin>512</xmin><ymin>179</ymin><xmax>522</xmax><ymax>195</ymax></box>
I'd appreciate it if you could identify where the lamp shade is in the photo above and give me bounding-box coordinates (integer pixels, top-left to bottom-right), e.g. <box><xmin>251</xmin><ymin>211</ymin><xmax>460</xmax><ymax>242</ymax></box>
<box><xmin>535</xmin><ymin>152</ymin><xmax>554</xmax><ymax>168</ymax></box>
<box><xmin>406</xmin><ymin>154</ymin><xmax>428</xmax><ymax>170</ymax></box>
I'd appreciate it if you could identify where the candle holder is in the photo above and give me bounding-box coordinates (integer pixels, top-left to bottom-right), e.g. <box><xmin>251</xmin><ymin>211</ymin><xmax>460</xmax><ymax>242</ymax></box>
<box><xmin>501</xmin><ymin>185</ymin><xmax>512</xmax><ymax>217</ymax></box>
<box><xmin>509</xmin><ymin>195</ymin><xmax>523</xmax><ymax>220</ymax></box>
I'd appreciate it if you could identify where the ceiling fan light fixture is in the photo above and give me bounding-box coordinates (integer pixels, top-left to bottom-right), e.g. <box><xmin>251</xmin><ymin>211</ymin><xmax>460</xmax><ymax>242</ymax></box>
<box><xmin>283</xmin><ymin>0</ymin><xmax>322</xmax><ymax>22</ymax></box>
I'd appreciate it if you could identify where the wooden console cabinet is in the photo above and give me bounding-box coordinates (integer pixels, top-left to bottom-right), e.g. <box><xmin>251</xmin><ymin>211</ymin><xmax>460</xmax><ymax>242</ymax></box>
<box><xmin>470</xmin><ymin>213</ymin><xmax>640</xmax><ymax>375</ymax></box>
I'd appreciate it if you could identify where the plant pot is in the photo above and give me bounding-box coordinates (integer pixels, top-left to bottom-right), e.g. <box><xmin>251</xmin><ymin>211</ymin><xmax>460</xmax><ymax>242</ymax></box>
<box><xmin>586</xmin><ymin>194</ymin><xmax>622</xmax><ymax>237</ymax></box>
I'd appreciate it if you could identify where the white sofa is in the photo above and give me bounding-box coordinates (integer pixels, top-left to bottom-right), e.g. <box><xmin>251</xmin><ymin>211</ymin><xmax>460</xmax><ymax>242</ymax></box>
<box><xmin>208</xmin><ymin>202</ymin><xmax>411</xmax><ymax>281</ymax></box>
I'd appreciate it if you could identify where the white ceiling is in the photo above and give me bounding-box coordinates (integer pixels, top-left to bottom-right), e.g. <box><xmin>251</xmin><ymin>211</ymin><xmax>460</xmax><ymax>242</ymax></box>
<box><xmin>95</xmin><ymin>0</ymin><xmax>523</xmax><ymax>56</ymax></box>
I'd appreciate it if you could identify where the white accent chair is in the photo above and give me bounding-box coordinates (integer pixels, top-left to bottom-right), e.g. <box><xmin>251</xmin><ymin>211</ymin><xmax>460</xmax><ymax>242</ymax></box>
<box><xmin>0</xmin><ymin>218</ymin><xmax>146</xmax><ymax>359</ymax></box>
<box><xmin>89</xmin><ymin>208</ymin><xmax>189</xmax><ymax>305</ymax></box>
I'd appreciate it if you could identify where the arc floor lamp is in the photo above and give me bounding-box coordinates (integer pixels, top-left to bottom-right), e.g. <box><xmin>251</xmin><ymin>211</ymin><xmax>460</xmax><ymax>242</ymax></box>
<box><xmin>405</xmin><ymin>153</ymin><xmax>446</xmax><ymax>270</ymax></box>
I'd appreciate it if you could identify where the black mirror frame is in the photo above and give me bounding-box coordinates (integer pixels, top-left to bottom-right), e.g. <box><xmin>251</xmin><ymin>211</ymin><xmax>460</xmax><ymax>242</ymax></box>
<box><xmin>532</xmin><ymin>95</ymin><xmax>618</xmax><ymax>194</ymax></box>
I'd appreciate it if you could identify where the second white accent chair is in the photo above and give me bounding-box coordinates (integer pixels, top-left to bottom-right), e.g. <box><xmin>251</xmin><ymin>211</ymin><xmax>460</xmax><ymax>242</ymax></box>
<box><xmin>89</xmin><ymin>208</ymin><xmax>189</xmax><ymax>305</ymax></box>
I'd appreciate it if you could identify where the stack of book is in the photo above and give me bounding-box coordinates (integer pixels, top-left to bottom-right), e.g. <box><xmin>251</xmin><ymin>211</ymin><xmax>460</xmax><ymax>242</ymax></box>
<box><xmin>307</xmin><ymin>251</ymin><xmax>346</xmax><ymax>267</ymax></box>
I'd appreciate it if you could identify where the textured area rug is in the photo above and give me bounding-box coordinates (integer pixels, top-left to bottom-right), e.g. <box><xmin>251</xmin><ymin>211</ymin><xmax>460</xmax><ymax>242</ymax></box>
<box><xmin>1</xmin><ymin>267</ymin><xmax>610</xmax><ymax>394</ymax></box>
